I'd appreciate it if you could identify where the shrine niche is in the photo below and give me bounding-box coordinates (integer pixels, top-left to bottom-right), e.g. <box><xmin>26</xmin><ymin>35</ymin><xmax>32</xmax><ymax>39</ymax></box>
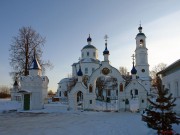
<box><xmin>89</xmin><ymin>84</ymin><xmax>93</xmax><ymax>93</ymax></box>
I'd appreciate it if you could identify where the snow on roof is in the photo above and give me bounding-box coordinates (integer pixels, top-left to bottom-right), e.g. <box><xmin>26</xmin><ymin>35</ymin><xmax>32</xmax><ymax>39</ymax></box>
<box><xmin>157</xmin><ymin>59</ymin><xmax>180</xmax><ymax>75</ymax></box>
<box><xmin>72</xmin><ymin>58</ymin><xmax>100</xmax><ymax>66</ymax></box>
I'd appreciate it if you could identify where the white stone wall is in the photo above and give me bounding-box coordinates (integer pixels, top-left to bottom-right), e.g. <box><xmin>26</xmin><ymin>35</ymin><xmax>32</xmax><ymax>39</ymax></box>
<box><xmin>81</xmin><ymin>48</ymin><xmax>98</xmax><ymax>59</ymax></box>
<box><xmin>122</xmin><ymin>79</ymin><xmax>148</xmax><ymax>111</ymax></box>
<box><xmin>162</xmin><ymin>70</ymin><xmax>180</xmax><ymax>98</ymax></box>
<box><xmin>72</xmin><ymin>62</ymin><xmax>100</xmax><ymax>77</ymax></box>
<box><xmin>20</xmin><ymin>75</ymin><xmax>49</xmax><ymax>110</ymax></box>
<box><xmin>57</xmin><ymin>79</ymin><xmax>69</xmax><ymax>98</ymax></box>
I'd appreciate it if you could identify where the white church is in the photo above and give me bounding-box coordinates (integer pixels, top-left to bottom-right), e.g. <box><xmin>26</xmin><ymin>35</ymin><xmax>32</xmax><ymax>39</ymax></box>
<box><xmin>57</xmin><ymin>25</ymin><xmax>152</xmax><ymax>111</ymax></box>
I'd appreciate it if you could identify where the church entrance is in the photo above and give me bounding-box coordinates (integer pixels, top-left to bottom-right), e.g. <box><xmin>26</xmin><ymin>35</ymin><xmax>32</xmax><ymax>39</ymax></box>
<box><xmin>24</xmin><ymin>94</ymin><xmax>30</xmax><ymax>110</ymax></box>
<box><xmin>76</xmin><ymin>91</ymin><xmax>83</xmax><ymax>110</ymax></box>
<box><xmin>95</xmin><ymin>76</ymin><xmax>118</xmax><ymax>111</ymax></box>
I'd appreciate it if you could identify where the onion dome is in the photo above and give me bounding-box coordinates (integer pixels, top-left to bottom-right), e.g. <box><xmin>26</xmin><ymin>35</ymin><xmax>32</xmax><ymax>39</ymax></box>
<box><xmin>103</xmin><ymin>35</ymin><xmax>109</xmax><ymax>55</ymax></box>
<box><xmin>136</xmin><ymin>24</ymin><xmax>146</xmax><ymax>37</ymax></box>
<box><xmin>82</xmin><ymin>35</ymin><xmax>97</xmax><ymax>50</ymax></box>
<box><xmin>131</xmin><ymin>65</ymin><xmax>137</xmax><ymax>75</ymax></box>
<box><xmin>138</xmin><ymin>25</ymin><xmax>142</xmax><ymax>32</ymax></box>
<box><xmin>13</xmin><ymin>80</ymin><xmax>18</xmax><ymax>86</ymax></box>
<box><xmin>103</xmin><ymin>43</ymin><xmax>109</xmax><ymax>55</ymax></box>
<box><xmin>77</xmin><ymin>66</ymin><xmax>83</xmax><ymax>76</ymax></box>
<box><xmin>82</xmin><ymin>45</ymin><xmax>96</xmax><ymax>49</ymax></box>
<box><xmin>30</xmin><ymin>49</ymin><xmax>41</xmax><ymax>70</ymax></box>
<box><xmin>87</xmin><ymin>34</ymin><xmax>92</xmax><ymax>42</ymax></box>
<box><xmin>131</xmin><ymin>61</ymin><xmax>137</xmax><ymax>74</ymax></box>
<box><xmin>131</xmin><ymin>54</ymin><xmax>137</xmax><ymax>74</ymax></box>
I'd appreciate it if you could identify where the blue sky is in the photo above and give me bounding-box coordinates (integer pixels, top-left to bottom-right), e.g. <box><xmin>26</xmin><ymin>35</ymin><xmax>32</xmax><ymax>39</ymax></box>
<box><xmin>0</xmin><ymin>0</ymin><xmax>180</xmax><ymax>92</ymax></box>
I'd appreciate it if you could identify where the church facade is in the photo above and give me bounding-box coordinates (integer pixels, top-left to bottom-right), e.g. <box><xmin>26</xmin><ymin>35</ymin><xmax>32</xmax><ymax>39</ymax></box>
<box><xmin>57</xmin><ymin>25</ymin><xmax>151</xmax><ymax>111</ymax></box>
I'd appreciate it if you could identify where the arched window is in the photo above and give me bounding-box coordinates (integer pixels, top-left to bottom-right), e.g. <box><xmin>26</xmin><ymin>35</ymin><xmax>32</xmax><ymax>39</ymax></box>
<box><xmin>135</xmin><ymin>89</ymin><xmax>138</xmax><ymax>95</ymax></box>
<box><xmin>59</xmin><ymin>91</ymin><xmax>61</xmax><ymax>97</ymax></box>
<box><xmin>89</xmin><ymin>85</ymin><xmax>93</xmax><ymax>93</ymax></box>
<box><xmin>93</xmin><ymin>52</ymin><xmax>96</xmax><ymax>57</ymax></box>
<box><xmin>87</xmin><ymin>52</ymin><xmax>89</xmax><ymax>56</ymax></box>
<box><xmin>175</xmin><ymin>81</ymin><xmax>179</xmax><ymax>97</ymax></box>
<box><xmin>139</xmin><ymin>39</ymin><xmax>144</xmax><ymax>47</ymax></box>
<box><xmin>120</xmin><ymin>83</ymin><xmax>123</xmax><ymax>92</ymax></box>
<box><xmin>85</xmin><ymin>68</ymin><xmax>88</xmax><ymax>74</ymax></box>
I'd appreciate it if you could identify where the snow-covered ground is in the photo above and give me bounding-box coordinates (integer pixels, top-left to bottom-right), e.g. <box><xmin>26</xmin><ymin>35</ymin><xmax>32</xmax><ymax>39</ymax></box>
<box><xmin>0</xmin><ymin>99</ymin><xmax>180</xmax><ymax>135</ymax></box>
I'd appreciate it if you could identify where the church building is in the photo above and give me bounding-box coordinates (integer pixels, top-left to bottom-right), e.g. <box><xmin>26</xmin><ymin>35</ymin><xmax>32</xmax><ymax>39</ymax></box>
<box><xmin>57</xmin><ymin>25</ymin><xmax>151</xmax><ymax>111</ymax></box>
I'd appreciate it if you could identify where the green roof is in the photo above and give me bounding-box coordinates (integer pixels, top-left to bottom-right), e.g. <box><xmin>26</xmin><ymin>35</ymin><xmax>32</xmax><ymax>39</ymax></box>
<box><xmin>136</xmin><ymin>33</ymin><xmax>146</xmax><ymax>37</ymax></box>
<box><xmin>82</xmin><ymin>45</ymin><xmax>96</xmax><ymax>49</ymax></box>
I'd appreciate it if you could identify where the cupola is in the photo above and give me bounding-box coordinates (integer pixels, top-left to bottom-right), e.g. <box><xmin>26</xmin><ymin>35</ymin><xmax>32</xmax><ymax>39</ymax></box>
<box><xmin>87</xmin><ymin>34</ymin><xmax>92</xmax><ymax>44</ymax></box>
<box><xmin>131</xmin><ymin>54</ymin><xmax>137</xmax><ymax>79</ymax></box>
<box><xmin>136</xmin><ymin>24</ymin><xmax>146</xmax><ymax>37</ymax></box>
<box><xmin>103</xmin><ymin>35</ymin><xmax>110</xmax><ymax>61</ymax></box>
<box><xmin>77</xmin><ymin>66</ymin><xmax>83</xmax><ymax>76</ymax></box>
<box><xmin>77</xmin><ymin>60</ymin><xmax>83</xmax><ymax>82</ymax></box>
<box><xmin>29</xmin><ymin>49</ymin><xmax>42</xmax><ymax>76</ymax></box>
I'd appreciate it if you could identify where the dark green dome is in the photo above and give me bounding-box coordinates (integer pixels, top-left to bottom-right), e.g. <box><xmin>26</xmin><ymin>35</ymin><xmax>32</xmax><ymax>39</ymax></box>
<box><xmin>136</xmin><ymin>33</ymin><xmax>146</xmax><ymax>37</ymax></box>
<box><xmin>82</xmin><ymin>45</ymin><xmax>96</xmax><ymax>49</ymax></box>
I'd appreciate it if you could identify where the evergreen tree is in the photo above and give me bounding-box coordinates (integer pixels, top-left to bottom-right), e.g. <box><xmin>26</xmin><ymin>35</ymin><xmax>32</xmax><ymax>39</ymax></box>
<box><xmin>142</xmin><ymin>76</ymin><xmax>180</xmax><ymax>134</ymax></box>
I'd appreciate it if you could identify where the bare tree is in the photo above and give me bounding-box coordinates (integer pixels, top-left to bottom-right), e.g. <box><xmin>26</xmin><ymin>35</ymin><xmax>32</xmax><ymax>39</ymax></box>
<box><xmin>150</xmin><ymin>63</ymin><xmax>167</xmax><ymax>84</ymax></box>
<box><xmin>9</xmin><ymin>26</ymin><xmax>52</xmax><ymax>78</ymax></box>
<box><xmin>0</xmin><ymin>86</ymin><xmax>10</xmax><ymax>98</ymax></box>
<box><xmin>48</xmin><ymin>90</ymin><xmax>55</xmax><ymax>97</ymax></box>
<box><xmin>119</xmin><ymin>66</ymin><xmax>128</xmax><ymax>76</ymax></box>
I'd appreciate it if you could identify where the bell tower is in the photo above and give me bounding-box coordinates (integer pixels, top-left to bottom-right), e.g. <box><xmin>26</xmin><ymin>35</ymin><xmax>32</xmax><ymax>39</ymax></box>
<box><xmin>135</xmin><ymin>25</ymin><xmax>151</xmax><ymax>91</ymax></box>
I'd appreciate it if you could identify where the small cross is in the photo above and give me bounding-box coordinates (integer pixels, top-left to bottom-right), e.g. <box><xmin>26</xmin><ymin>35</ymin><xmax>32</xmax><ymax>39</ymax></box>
<box><xmin>131</xmin><ymin>54</ymin><xmax>135</xmax><ymax>63</ymax></box>
<box><xmin>79</xmin><ymin>57</ymin><xmax>82</xmax><ymax>66</ymax></box>
<box><xmin>104</xmin><ymin>34</ymin><xmax>108</xmax><ymax>42</ymax></box>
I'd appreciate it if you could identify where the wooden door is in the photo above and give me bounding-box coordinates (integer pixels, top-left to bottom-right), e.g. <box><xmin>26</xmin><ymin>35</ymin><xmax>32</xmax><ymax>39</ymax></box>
<box><xmin>24</xmin><ymin>94</ymin><xmax>30</xmax><ymax>110</ymax></box>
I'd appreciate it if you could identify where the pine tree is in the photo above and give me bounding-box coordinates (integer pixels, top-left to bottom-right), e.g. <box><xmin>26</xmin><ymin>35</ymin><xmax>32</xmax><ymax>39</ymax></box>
<box><xmin>142</xmin><ymin>76</ymin><xmax>180</xmax><ymax>135</ymax></box>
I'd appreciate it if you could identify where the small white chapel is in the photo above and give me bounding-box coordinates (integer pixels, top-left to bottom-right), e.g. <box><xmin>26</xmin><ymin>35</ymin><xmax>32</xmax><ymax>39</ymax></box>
<box><xmin>11</xmin><ymin>50</ymin><xmax>49</xmax><ymax>110</ymax></box>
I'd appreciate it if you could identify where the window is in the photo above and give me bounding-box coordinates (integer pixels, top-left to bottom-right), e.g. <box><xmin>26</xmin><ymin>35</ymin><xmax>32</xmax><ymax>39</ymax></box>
<box><xmin>59</xmin><ymin>91</ymin><xmax>61</xmax><ymax>97</ymax></box>
<box><xmin>87</xmin><ymin>52</ymin><xmax>89</xmax><ymax>56</ymax></box>
<box><xmin>141</xmin><ymin>69</ymin><xmax>145</xmax><ymax>72</ymax></box>
<box><xmin>93</xmin><ymin>52</ymin><xmax>95</xmax><ymax>57</ymax></box>
<box><xmin>135</xmin><ymin>89</ymin><xmax>138</xmax><ymax>95</ymax></box>
<box><xmin>82</xmin><ymin>52</ymin><xmax>84</xmax><ymax>58</ymax></box>
<box><xmin>175</xmin><ymin>82</ymin><xmax>179</xmax><ymax>97</ymax></box>
<box><xmin>120</xmin><ymin>83</ymin><xmax>123</xmax><ymax>92</ymax></box>
<box><xmin>140</xmin><ymin>39</ymin><xmax>144</xmax><ymax>47</ymax></box>
<box><xmin>85</xmin><ymin>68</ymin><xmax>88</xmax><ymax>74</ymax></box>
<box><xmin>142</xmin><ymin>99</ymin><xmax>144</xmax><ymax>103</ymax></box>
<box><xmin>89</xmin><ymin>85</ymin><xmax>93</xmax><ymax>93</ymax></box>
<box><xmin>89</xmin><ymin>100</ymin><xmax>92</xmax><ymax>104</ymax></box>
